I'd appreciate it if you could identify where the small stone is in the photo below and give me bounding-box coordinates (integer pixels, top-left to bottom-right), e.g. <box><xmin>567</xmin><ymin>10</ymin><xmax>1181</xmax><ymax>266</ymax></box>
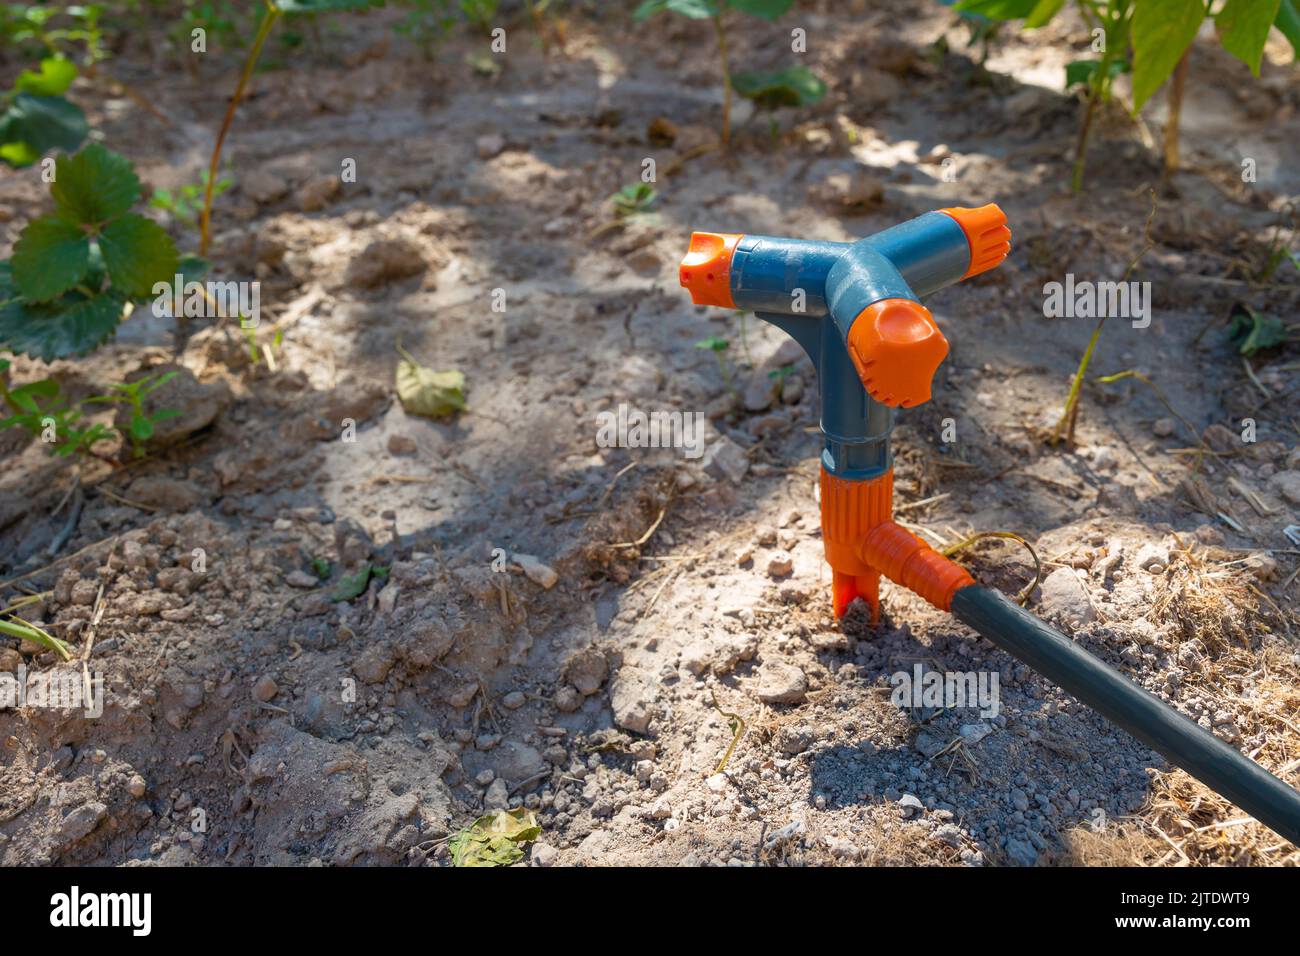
<box><xmin>1134</xmin><ymin>542</ymin><xmax>1169</xmax><ymax>573</ymax></box>
<box><xmin>755</xmin><ymin>661</ymin><xmax>806</xmax><ymax>705</ymax></box>
<box><xmin>766</xmin><ymin>550</ymin><xmax>794</xmax><ymax>578</ymax></box>
<box><xmin>345</xmin><ymin>238</ymin><xmax>426</xmax><ymax>288</ymax></box>
<box><xmin>1010</xmin><ymin>788</ymin><xmax>1030</xmax><ymax>812</ymax></box>
<box><xmin>1152</xmin><ymin>417</ymin><xmax>1176</xmax><ymax>438</ymax></box>
<box><xmin>241</xmin><ymin>168</ymin><xmax>289</xmax><ymax>204</ymax></box>
<box><xmin>898</xmin><ymin>794</ymin><xmax>924</xmax><ymax>818</ymax></box>
<box><xmin>701</xmin><ymin>436</ymin><xmax>749</xmax><ymax>484</ymax></box>
<box><xmin>530</xmin><ymin>842</ymin><xmax>558</xmax><ymax>867</ymax></box>
<box><xmin>1038</xmin><ymin>567</ymin><xmax>1095</xmax><ymax>628</ymax></box>
<box><xmin>1269</xmin><ymin>470</ymin><xmax>1300</xmax><ymax>507</ymax></box>
<box><xmin>705</xmin><ymin>773</ymin><xmax>728</xmax><ymax>793</ymax></box>
<box><xmin>565</xmin><ymin>649</ymin><xmax>608</xmax><ymax>696</ymax></box>
<box><xmin>553</xmin><ymin>685</ymin><xmax>582</xmax><ymax>713</ymax></box>
<box><xmin>286</xmin><ymin>570</ymin><xmax>318</xmax><ymax>589</ymax></box>
<box><xmin>295</xmin><ymin>174</ymin><xmax>341</xmax><ymax>212</ymax></box>
<box><xmin>741</xmin><ymin>369</ymin><xmax>777</xmax><ymax>412</ymax></box>
<box><xmin>502</xmin><ymin>691</ymin><xmax>527</xmax><ymax>710</ymax></box>
<box><xmin>387</xmin><ymin>434</ymin><xmax>418</xmax><ymax>456</ymax></box>
<box><xmin>734</xmin><ymin>544</ymin><xmax>754</xmax><ymax>566</ymax></box>
<box><xmin>127</xmin><ymin>774</ymin><xmax>147</xmax><ymax>798</ymax></box>
<box><xmin>610</xmin><ymin>666</ymin><xmax>657</xmax><ymax>733</ymax></box>
<box><xmin>513</xmin><ymin>553</ymin><xmax>559</xmax><ymax>589</ymax></box>
<box><xmin>476</xmin><ymin>133</ymin><xmax>507</xmax><ymax>159</ymax></box>
<box><xmin>0</xmin><ymin>648</ymin><xmax>21</xmax><ymax>672</ymax></box>
<box><xmin>60</xmin><ymin>802</ymin><xmax>108</xmax><ymax>843</ymax></box>
<box><xmin>1243</xmin><ymin>552</ymin><xmax>1278</xmax><ymax>582</ymax></box>
<box><xmin>483</xmin><ymin>777</ymin><xmax>510</xmax><ymax>810</ymax></box>
<box><xmin>251</xmin><ymin>675</ymin><xmax>279</xmax><ymax>702</ymax></box>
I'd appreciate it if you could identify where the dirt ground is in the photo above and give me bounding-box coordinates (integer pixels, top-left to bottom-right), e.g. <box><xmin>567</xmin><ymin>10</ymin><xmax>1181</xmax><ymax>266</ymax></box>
<box><xmin>1</xmin><ymin>0</ymin><xmax>1299</xmax><ymax>867</ymax></box>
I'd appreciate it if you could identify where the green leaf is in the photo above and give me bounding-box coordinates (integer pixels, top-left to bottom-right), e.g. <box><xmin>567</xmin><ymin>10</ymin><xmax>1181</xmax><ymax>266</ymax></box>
<box><xmin>695</xmin><ymin>335</ymin><xmax>730</xmax><ymax>352</ymax></box>
<box><xmin>633</xmin><ymin>0</ymin><xmax>719</xmax><ymax>20</ymax></box>
<box><xmin>732</xmin><ymin>66</ymin><xmax>827</xmax><ymax>108</ymax></box>
<box><xmin>1065</xmin><ymin>58</ymin><xmax>1129</xmax><ymax>89</ymax></box>
<box><xmin>953</xmin><ymin>0</ymin><xmax>1039</xmax><ymax>20</ymax></box>
<box><xmin>1216</xmin><ymin>0</ymin><xmax>1281</xmax><ymax>76</ymax></box>
<box><xmin>396</xmin><ymin>349</ymin><xmax>467</xmax><ymax>419</ymax></box>
<box><xmin>129</xmin><ymin>413</ymin><xmax>154</xmax><ymax>441</ymax></box>
<box><xmin>1023</xmin><ymin>0</ymin><xmax>1065</xmax><ymax>28</ymax></box>
<box><xmin>11</xmin><ymin>216</ymin><xmax>90</xmax><ymax>302</ymax></box>
<box><xmin>1228</xmin><ymin>306</ymin><xmax>1287</xmax><ymax>355</ymax></box>
<box><xmin>729</xmin><ymin>0</ymin><xmax>794</xmax><ymax>20</ymax></box>
<box><xmin>1131</xmin><ymin>0</ymin><xmax>1205</xmax><ymax>111</ymax></box>
<box><xmin>51</xmin><ymin>144</ymin><xmax>141</xmax><ymax>225</ymax></box>
<box><xmin>0</xmin><ymin>264</ymin><xmax>126</xmax><ymax>361</ymax></box>
<box><xmin>448</xmin><ymin>809</ymin><xmax>542</xmax><ymax>867</ymax></box>
<box><xmin>97</xmin><ymin>214</ymin><xmax>180</xmax><ymax>298</ymax></box>
<box><xmin>15</xmin><ymin>57</ymin><xmax>78</xmax><ymax>96</ymax></box>
<box><xmin>1277</xmin><ymin>0</ymin><xmax>1300</xmax><ymax>57</ymax></box>
<box><xmin>0</xmin><ymin>94</ymin><xmax>88</xmax><ymax>168</ymax></box>
<box><xmin>330</xmin><ymin>564</ymin><xmax>373</xmax><ymax>602</ymax></box>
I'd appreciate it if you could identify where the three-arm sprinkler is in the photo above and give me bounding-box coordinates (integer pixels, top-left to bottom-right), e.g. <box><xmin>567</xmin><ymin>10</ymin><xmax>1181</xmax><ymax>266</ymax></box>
<box><xmin>678</xmin><ymin>205</ymin><xmax>1300</xmax><ymax>847</ymax></box>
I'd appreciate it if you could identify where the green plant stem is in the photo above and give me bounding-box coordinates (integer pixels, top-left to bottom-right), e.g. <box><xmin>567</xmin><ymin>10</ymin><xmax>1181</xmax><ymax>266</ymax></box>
<box><xmin>1071</xmin><ymin>0</ymin><xmax>1124</xmax><ymax>193</ymax></box>
<box><xmin>711</xmin><ymin>13</ymin><xmax>732</xmax><ymax>147</ymax></box>
<box><xmin>199</xmin><ymin>0</ymin><xmax>281</xmax><ymax>257</ymax></box>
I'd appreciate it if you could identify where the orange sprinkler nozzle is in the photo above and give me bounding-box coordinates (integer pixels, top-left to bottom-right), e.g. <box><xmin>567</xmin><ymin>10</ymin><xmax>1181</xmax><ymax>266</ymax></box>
<box><xmin>940</xmin><ymin>203</ymin><xmax>1011</xmax><ymax>278</ymax></box>
<box><xmin>845</xmin><ymin>298</ymin><xmax>948</xmax><ymax>409</ymax></box>
<box><xmin>679</xmin><ymin>231</ymin><xmax>742</xmax><ymax>308</ymax></box>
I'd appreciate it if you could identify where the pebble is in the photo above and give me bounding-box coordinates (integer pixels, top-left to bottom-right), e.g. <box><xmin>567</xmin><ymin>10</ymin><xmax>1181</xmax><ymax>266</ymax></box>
<box><xmin>755</xmin><ymin>661</ymin><xmax>807</xmax><ymax>705</ymax></box>
<box><xmin>1038</xmin><ymin>567</ymin><xmax>1095</xmax><ymax>627</ymax></box>
<box><xmin>252</xmin><ymin>675</ymin><xmax>278</xmax><ymax>702</ymax></box>
<box><xmin>513</xmin><ymin>553</ymin><xmax>559</xmax><ymax>589</ymax></box>
<box><xmin>502</xmin><ymin>691</ymin><xmax>527</xmax><ymax>710</ymax></box>
<box><xmin>898</xmin><ymin>794</ymin><xmax>924</xmax><ymax>818</ymax></box>
<box><xmin>766</xmin><ymin>550</ymin><xmax>794</xmax><ymax>578</ymax></box>
<box><xmin>553</xmin><ymin>685</ymin><xmax>582</xmax><ymax>713</ymax></box>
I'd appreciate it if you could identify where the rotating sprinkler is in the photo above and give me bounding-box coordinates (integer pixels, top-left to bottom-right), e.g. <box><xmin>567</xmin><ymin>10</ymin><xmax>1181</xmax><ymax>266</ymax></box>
<box><xmin>678</xmin><ymin>204</ymin><xmax>1300</xmax><ymax>847</ymax></box>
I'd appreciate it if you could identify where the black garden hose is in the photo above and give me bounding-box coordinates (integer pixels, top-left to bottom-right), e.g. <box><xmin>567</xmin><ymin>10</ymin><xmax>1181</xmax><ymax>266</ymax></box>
<box><xmin>950</xmin><ymin>584</ymin><xmax>1300</xmax><ymax>847</ymax></box>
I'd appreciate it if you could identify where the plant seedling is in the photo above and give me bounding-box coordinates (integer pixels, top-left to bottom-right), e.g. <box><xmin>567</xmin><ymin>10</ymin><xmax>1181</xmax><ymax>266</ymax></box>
<box><xmin>695</xmin><ymin>335</ymin><xmax>734</xmax><ymax>392</ymax></box>
<box><xmin>610</xmin><ymin>182</ymin><xmax>658</xmax><ymax>218</ymax></box>
<box><xmin>83</xmin><ymin>370</ymin><xmax>183</xmax><ymax>457</ymax></box>
<box><xmin>633</xmin><ymin>0</ymin><xmax>796</xmax><ymax>147</ymax></box>
<box><xmin>152</xmin><ymin>169</ymin><xmax>233</xmax><ymax>232</ymax></box>
<box><xmin>1228</xmin><ymin>305</ymin><xmax>1287</xmax><ymax>356</ymax></box>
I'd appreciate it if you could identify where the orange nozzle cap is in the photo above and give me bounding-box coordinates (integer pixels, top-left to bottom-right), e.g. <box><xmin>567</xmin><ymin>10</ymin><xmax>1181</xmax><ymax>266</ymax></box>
<box><xmin>680</xmin><ymin>231</ymin><xmax>741</xmax><ymax>308</ymax></box>
<box><xmin>845</xmin><ymin>298</ymin><xmax>948</xmax><ymax>408</ymax></box>
<box><xmin>940</xmin><ymin>203</ymin><xmax>1011</xmax><ymax>278</ymax></box>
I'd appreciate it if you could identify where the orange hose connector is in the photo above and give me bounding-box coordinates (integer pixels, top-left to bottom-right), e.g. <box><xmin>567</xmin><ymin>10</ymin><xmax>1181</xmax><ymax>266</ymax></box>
<box><xmin>860</xmin><ymin>521</ymin><xmax>974</xmax><ymax>612</ymax></box>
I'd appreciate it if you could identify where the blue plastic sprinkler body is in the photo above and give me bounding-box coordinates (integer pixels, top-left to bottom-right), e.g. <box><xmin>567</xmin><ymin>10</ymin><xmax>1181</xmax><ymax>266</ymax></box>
<box><xmin>679</xmin><ymin>204</ymin><xmax>1011</xmax><ymax>618</ymax></box>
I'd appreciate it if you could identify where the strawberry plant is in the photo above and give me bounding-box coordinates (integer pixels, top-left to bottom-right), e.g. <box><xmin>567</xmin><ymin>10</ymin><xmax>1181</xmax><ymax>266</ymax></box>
<box><xmin>0</xmin><ymin>360</ymin><xmax>179</xmax><ymax>459</ymax></box>
<box><xmin>632</xmin><ymin>0</ymin><xmax>798</xmax><ymax>147</ymax></box>
<box><xmin>0</xmin><ymin>55</ymin><xmax>88</xmax><ymax>167</ymax></box>
<box><xmin>0</xmin><ymin>144</ymin><xmax>181</xmax><ymax>361</ymax></box>
<box><xmin>952</xmin><ymin>0</ymin><xmax>1300</xmax><ymax>189</ymax></box>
